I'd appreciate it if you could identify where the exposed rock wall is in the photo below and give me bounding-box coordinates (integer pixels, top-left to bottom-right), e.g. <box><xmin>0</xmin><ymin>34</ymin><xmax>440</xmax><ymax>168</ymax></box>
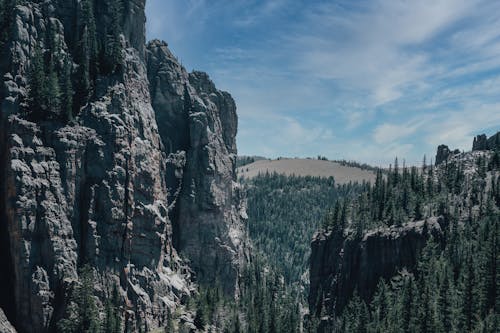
<box><xmin>309</xmin><ymin>218</ymin><xmax>443</xmax><ymax>318</ymax></box>
<box><xmin>0</xmin><ymin>1</ymin><xmax>245</xmax><ymax>332</ymax></box>
<box><xmin>435</xmin><ymin>144</ymin><xmax>460</xmax><ymax>165</ymax></box>
<box><xmin>473</xmin><ymin>131</ymin><xmax>500</xmax><ymax>151</ymax></box>
<box><xmin>146</xmin><ymin>40</ymin><xmax>248</xmax><ymax>296</ymax></box>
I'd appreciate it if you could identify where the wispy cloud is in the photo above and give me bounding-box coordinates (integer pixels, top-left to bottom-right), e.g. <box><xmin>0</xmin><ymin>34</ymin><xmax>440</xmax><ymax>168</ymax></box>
<box><xmin>146</xmin><ymin>0</ymin><xmax>500</xmax><ymax>166</ymax></box>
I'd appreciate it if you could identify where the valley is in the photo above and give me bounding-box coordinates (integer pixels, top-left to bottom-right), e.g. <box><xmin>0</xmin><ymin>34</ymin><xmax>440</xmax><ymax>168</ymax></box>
<box><xmin>0</xmin><ymin>1</ymin><xmax>498</xmax><ymax>332</ymax></box>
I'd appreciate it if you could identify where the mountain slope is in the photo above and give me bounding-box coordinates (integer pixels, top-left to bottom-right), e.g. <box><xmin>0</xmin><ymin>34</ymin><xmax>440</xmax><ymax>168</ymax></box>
<box><xmin>308</xmin><ymin>133</ymin><xmax>500</xmax><ymax>332</ymax></box>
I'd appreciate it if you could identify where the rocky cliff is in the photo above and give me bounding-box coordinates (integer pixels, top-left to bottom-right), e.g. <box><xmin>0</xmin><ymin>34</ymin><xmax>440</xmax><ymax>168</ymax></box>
<box><xmin>308</xmin><ymin>133</ymin><xmax>498</xmax><ymax>328</ymax></box>
<box><xmin>146</xmin><ymin>40</ymin><xmax>248</xmax><ymax>296</ymax></box>
<box><xmin>0</xmin><ymin>1</ymin><xmax>245</xmax><ymax>332</ymax></box>
<box><xmin>309</xmin><ymin>218</ymin><xmax>443</xmax><ymax>318</ymax></box>
<box><xmin>472</xmin><ymin>131</ymin><xmax>500</xmax><ymax>151</ymax></box>
<box><xmin>435</xmin><ymin>144</ymin><xmax>460</xmax><ymax>165</ymax></box>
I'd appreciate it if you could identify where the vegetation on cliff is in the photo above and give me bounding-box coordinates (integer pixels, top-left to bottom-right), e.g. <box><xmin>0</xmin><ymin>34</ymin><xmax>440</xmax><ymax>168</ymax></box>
<box><xmin>313</xmin><ymin>145</ymin><xmax>499</xmax><ymax>332</ymax></box>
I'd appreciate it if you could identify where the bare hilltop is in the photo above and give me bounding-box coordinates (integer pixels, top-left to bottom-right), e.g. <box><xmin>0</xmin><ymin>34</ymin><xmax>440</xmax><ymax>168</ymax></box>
<box><xmin>237</xmin><ymin>158</ymin><xmax>377</xmax><ymax>184</ymax></box>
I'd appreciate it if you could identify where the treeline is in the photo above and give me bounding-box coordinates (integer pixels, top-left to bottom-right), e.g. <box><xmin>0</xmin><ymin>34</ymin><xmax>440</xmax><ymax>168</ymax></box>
<box><xmin>337</xmin><ymin>213</ymin><xmax>498</xmax><ymax>333</ymax></box>
<box><xmin>191</xmin><ymin>256</ymin><xmax>302</xmax><ymax>333</ymax></box>
<box><xmin>57</xmin><ymin>265</ymin><xmax>121</xmax><ymax>333</ymax></box>
<box><xmin>323</xmin><ymin>154</ymin><xmax>500</xmax><ymax>234</ymax></box>
<box><xmin>319</xmin><ymin>150</ymin><xmax>500</xmax><ymax>332</ymax></box>
<box><xmin>236</xmin><ymin>156</ymin><xmax>266</xmax><ymax>168</ymax></box>
<box><xmin>333</xmin><ymin>159</ymin><xmax>382</xmax><ymax>172</ymax></box>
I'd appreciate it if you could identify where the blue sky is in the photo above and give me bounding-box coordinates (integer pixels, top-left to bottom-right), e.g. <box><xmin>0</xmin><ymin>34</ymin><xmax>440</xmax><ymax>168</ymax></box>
<box><xmin>146</xmin><ymin>0</ymin><xmax>500</xmax><ymax>166</ymax></box>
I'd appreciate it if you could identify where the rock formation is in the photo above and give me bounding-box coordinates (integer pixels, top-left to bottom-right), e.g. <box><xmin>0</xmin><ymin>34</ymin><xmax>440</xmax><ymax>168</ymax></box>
<box><xmin>0</xmin><ymin>1</ymin><xmax>246</xmax><ymax>332</ymax></box>
<box><xmin>472</xmin><ymin>131</ymin><xmax>500</xmax><ymax>151</ymax></box>
<box><xmin>473</xmin><ymin>134</ymin><xmax>488</xmax><ymax>151</ymax></box>
<box><xmin>435</xmin><ymin>144</ymin><xmax>460</xmax><ymax>165</ymax></box>
<box><xmin>309</xmin><ymin>218</ymin><xmax>443</xmax><ymax>318</ymax></box>
<box><xmin>435</xmin><ymin>144</ymin><xmax>451</xmax><ymax>165</ymax></box>
<box><xmin>146</xmin><ymin>40</ymin><xmax>248</xmax><ymax>296</ymax></box>
<box><xmin>309</xmin><ymin>132</ymin><xmax>497</xmax><ymax>329</ymax></box>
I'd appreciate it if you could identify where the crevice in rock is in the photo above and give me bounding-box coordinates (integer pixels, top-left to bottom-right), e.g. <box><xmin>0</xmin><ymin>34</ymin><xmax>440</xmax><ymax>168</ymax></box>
<box><xmin>120</xmin><ymin>155</ymin><xmax>131</xmax><ymax>262</ymax></box>
<box><xmin>0</xmin><ymin>118</ymin><xmax>17</xmax><ymax>330</ymax></box>
<box><xmin>169</xmin><ymin>85</ymin><xmax>192</xmax><ymax>251</ymax></box>
<box><xmin>47</xmin><ymin>279</ymin><xmax>66</xmax><ymax>332</ymax></box>
<box><xmin>77</xmin><ymin>147</ymin><xmax>91</xmax><ymax>265</ymax></box>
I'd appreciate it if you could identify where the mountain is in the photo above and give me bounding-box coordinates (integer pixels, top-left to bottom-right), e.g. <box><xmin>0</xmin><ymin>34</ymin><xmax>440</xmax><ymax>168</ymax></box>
<box><xmin>237</xmin><ymin>158</ymin><xmax>377</xmax><ymax>185</ymax></box>
<box><xmin>308</xmin><ymin>133</ymin><xmax>500</xmax><ymax>332</ymax></box>
<box><xmin>0</xmin><ymin>1</ymin><xmax>246</xmax><ymax>331</ymax></box>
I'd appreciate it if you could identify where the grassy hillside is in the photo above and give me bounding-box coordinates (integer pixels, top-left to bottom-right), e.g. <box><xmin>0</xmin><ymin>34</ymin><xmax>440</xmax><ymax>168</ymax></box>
<box><xmin>237</xmin><ymin>158</ymin><xmax>377</xmax><ymax>185</ymax></box>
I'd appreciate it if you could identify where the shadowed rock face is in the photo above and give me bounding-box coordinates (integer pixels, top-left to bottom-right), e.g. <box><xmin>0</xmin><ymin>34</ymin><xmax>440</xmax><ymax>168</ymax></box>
<box><xmin>435</xmin><ymin>144</ymin><xmax>461</xmax><ymax>166</ymax></box>
<box><xmin>473</xmin><ymin>132</ymin><xmax>500</xmax><ymax>151</ymax></box>
<box><xmin>435</xmin><ymin>144</ymin><xmax>452</xmax><ymax>165</ymax></box>
<box><xmin>0</xmin><ymin>309</ymin><xmax>16</xmax><ymax>333</ymax></box>
<box><xmin>309</xmin><ymin>218</ymin><xmax>443</xmax><ymax>318</ymax></box>
<box><xmin>146</xmin><ymin>40</ymin><xmax>248</xmax><ymax>297</ymax></box>
<box><xmin>0</xmin><ymin>2</ymin><xmax>245</xmax><ymax>332</ymax></box>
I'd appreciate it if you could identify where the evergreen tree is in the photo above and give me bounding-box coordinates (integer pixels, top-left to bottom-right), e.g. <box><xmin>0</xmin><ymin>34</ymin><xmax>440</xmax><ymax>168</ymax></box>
<box><xmin>61</xmin><ymin>58</ymin><xmax>74</xmax><ymax>121</ymax></box>
<box><xmin>45</xmin><ymin>60</ymin><xmax>62</xmax><ymax>118</ymax></box>
<box><xmin>0</xmin><ymin>0</ymin><xmax>17</xmax><ymax>47</ymax></box>
<box><xmin>104</xmin><ymin>284</ymin><xmax>121</xmax><ymax>333</ymax></box>
<box><xmin>76</xmin><ymin>0</ymin><xmax>98</xmax><ymax>106</ymax></box>
<box><xmin>102</xmin><ymin>0</ymin><xmax>124</xmax><ymax>73</ymax></box>
<box><xmin>57</xmin><ymin>265</ymin><xmax>100</xmax><ymax>333</ymax></box>
<box><xmin>194</xmin><ymin>300</ymin><xmax>206</xmax><ymax>330</ymax></box>
<box><xmin>27</xmin><ymin>44</ymin><xmax>45</xmax><ymax>117</ymax></box>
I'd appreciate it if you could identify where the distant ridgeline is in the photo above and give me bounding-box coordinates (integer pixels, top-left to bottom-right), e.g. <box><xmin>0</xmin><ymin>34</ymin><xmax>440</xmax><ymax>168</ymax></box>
<box><xmin>308</xmin><ymin>132</ymin><xmax>500</xmax><ymax>333</ymax></box>
<box><xmin>236</xmin><ymin>155</ymin><xmax>267</xmax><ymax>168</ymax></box>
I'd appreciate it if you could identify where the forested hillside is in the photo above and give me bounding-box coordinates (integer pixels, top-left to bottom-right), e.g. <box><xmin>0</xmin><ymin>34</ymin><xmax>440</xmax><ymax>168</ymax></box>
<box><xmin>244</xmin><ymin>173</ymin><xmax>366</xmax><ymax>284</ymax></box>
<box><xmin>189</xmin><ymin>172</ymin><xmax>367</xmax><ymax>332</ymax></box>
<box><xmin>310</xmin><ymin>135</ymin><xmax>500</xmax><ymax>333</ymax></box>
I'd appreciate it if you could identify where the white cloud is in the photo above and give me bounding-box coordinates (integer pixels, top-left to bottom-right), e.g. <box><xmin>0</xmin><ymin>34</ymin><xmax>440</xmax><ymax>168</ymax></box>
<box><xmin>147</xmin><ymin>0</ymin><xmax>500</xmax><ymax>166</ymax></box>
<box><xmin>372</xmin><ymin>117</ymin><xmax>432</xmax><ymax>144</ymax></box>
<box><xmin>292</xmin><ymin>0</ymin><xmax>482</xmax><ymax>105</ymax></box>
<box><xmin>425</xmin><ymin>102</ymin><xmax>500</xmax><ymax>149</ymax></box>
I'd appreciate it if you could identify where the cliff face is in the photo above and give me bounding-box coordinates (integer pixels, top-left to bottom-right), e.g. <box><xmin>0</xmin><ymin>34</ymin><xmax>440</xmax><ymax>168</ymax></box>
<box><xmin>309</xmin><ymin>218</ymin><xmax>443</xmax><ymax>318</ymax></box>
<box><xmin>146</xmin><ymin>40</ymin><xmax>248</xmax><ymax>296</ymax></box>
<box><xmin>0</xmin><ymin>1</ymin><xmax>245</xmax><ymax>332</ymax></box>
<box><xmin>472</xmin><ymin>132</ymin><xmax>500</xmax><ymax>151</ymax></box>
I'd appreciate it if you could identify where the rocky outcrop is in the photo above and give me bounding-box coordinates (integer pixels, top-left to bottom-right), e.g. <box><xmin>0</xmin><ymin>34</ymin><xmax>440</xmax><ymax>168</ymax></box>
<box><xmin>146</xmin><ymin>40</ymin><xmax>248</xmax><ymax>296</ymax></box>
<box><xmin>473</xmin><ymin>134</ymin><xmax>488</xmax><ymax>151</ymax></box>
<box><xmin>473</xmin><ymin>132</ymin><xmax>500</xmax><ymax>151</ymax></box>
<box><xmin>309</xmin><ymin>218</ymin><xmax>443</xmax><ymax>318</ymax></box>
<box><xmin>435</xmin><ymin>144</ymin><xmax>451</xmax><ymax>165</ymax></box>
<box><xmin>0</xmin><ymin>1</ymin><xmax>245</xmax><ymax>332</ymax></box>
<box><xmin>435</xmin><ymin>144</ymin><xmax>460</xmax><ymax>165</ymax></box>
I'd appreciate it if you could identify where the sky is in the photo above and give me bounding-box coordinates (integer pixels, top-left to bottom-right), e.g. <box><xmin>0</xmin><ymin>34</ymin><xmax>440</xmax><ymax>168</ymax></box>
<box><xmin>146</xmin><ymin>0</ymin><xmax>500</xmax><ymax>166</ymax></box>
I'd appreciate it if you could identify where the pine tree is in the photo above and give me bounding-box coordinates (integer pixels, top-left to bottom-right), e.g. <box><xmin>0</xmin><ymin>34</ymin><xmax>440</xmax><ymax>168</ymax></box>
<box><xmin>57</xmin><ymin>265</ymin><xmax>100</xmax><ymax>333</ymax></box>
<box><xmin>461</xmin><ymin>247</ymin><xmax>476</xmax><ymax>331</ymax></box>
<box><xmin>104</xmin><ymin>284</ymin><xmax>121</xmax><ymax>333</ymax></box>
<box><xmin>370</xmin><ymin>280</ymin><xmax>389</xmax><ymax>331</ymax></box>
<box><xmin>45</xmin><ymin>60</ymin><xmax>62</xmax><ymax>119</ymax></box>
<box><xmin>27</xmin><ymin>44</ymin><xmax>47</xmax><ymax>119</ymax></box>
<box><xmin>194</xmin><ymin>300</ymin><xmax>206</xmax><ymax>330</ymax></box>
<box><xmin>61</xmin><ymin>58</ymin><xmax>74</xmax><ymax>121</ymax></box>
<box><xmin>0</xmin><ymin>0</ymin><xmax>17</xmax><ymax>47</ymax></box>
<box><xmin>76</xmin><ymin>0</ymin><xmax>98</xmax><ymax>107</ymax></box>
<box><xmin>436</xmin><ymin>265</ymin><xmax>452</xmax><ymax>333</ymax></box>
